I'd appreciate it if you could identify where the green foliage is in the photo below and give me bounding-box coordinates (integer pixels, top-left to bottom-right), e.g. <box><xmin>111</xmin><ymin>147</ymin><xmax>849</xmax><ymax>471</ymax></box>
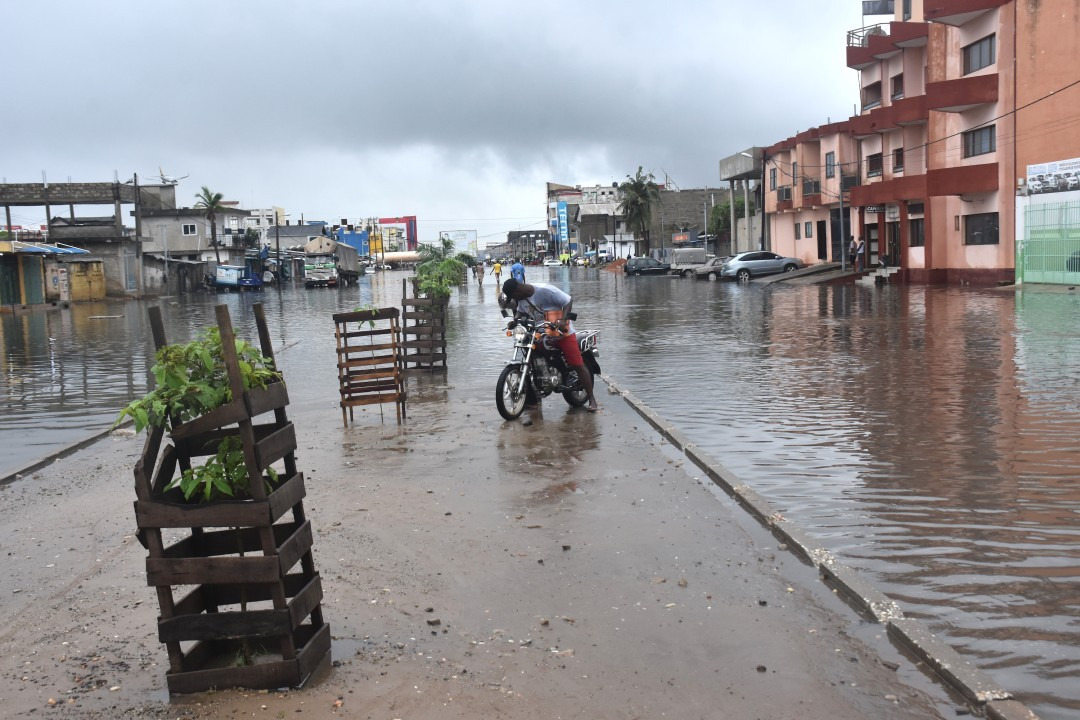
<box><xmin>243</xmin><ymin>227</ymin><xmax>261</xmax><ymax>249</ymax></box>
<box><xmin>454</xmin><ymin>251</ymin><xmax>477</xmax><ymax>266</ymax></box>
<box><xmin>709</xmin><ymin>197</ymin><xmax>757</xmax><ymax>235</ymax></box>
<box><xmin>115</xmin><ymin>328</ymin><xmax>280</xmax><ymax>433</ymax></box>
<box><xmin>166</xmin><ymin>436</ymin><xmax>280</xmax><ymax>503</ymax></box>
<box><xmin>352</xmin><ymin>303</ymin><xmax>378</xmax><ymax>328</ymax></box>
<box><xmin>618</xmin><ymin>167</ymin><xmax>662</xmax><ymax>251</ymax></box>
<box><xmin>195</xmin><ymin>186</ymin><xmax>226</xmax><ymax>264</ymax></box>
<box><xmin>415</xmin><ymin>237</ymin><xmax>465</xmax><ymax>298</ymax></box>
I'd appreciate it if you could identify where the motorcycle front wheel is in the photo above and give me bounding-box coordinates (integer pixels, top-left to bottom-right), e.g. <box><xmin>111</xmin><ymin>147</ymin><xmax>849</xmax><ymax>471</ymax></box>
<box><xmin>496</xmin><ymin>364</ymin><xmax>528</xmax><ymax>420</ymax></box>
<box><xmin>562</xmin><ymin>370</ymin><xmax>589</xmax><ymax>408</ymax></box>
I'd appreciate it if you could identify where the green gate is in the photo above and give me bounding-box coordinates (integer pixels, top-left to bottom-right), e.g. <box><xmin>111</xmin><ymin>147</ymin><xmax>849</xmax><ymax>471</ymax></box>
<box><xmin>1020</xmin><ymin>200</ymin><xmax>1080</xmax><ymax>284</ymax></box>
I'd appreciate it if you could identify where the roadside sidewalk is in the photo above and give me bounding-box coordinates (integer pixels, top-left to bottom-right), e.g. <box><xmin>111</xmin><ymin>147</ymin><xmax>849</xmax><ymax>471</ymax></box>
<box><xmin>0</xmin><ymin>369</ymin><xmax>957</xmax><ymax>719</ymax></box>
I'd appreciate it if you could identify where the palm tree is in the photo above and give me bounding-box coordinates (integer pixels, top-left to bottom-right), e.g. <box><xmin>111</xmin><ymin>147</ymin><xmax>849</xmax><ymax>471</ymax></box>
<box><xmin>194</xmin><ymin>186</ymin><xmax>226</xmax><ymax>265</ymax></box>
<box><xmin>618</xmin><ymin>167</ymin><xmax>662</xmax><ymax>254</ymax></box>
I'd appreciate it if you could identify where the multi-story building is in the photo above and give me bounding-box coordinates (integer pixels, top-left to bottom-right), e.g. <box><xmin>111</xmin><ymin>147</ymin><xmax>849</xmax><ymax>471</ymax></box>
<box><xmin>763</xmin><ymin>0</ymin><xmax>1080</xmax><ymax>285</ymax></box>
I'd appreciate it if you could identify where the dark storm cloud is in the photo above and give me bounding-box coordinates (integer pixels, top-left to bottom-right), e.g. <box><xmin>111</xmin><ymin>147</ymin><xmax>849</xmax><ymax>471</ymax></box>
<box><xmin>4</xmin><ymin>0</ymin><xmax>860</xmax><ymax>227</ymax></box>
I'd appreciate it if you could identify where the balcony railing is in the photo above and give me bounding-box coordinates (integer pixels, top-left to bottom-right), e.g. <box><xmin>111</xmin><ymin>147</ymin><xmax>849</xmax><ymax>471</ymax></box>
<box><xmin>846</xmin><ymin>23</ymin><xmax>888</xmax><ymax>47</ymax></box>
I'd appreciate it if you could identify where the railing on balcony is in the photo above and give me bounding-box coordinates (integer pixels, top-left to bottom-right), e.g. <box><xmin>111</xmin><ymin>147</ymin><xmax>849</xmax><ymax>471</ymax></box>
<box><xmin>847</xmin><ymin>23</ymin><xmax>888</xmax><ymax>47</ymax></box>
<box><xmin>802</xmin><ymin>178</ymin><xmax>821</xmax><ymax>195</ymax></box>
<box><xmin>777</xmin><ymin>186</ymin><xmax>792</xmax><ymax>202</ymax></box>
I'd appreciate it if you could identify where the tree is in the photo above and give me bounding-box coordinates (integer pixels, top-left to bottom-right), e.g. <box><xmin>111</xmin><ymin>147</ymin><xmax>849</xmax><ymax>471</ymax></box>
<box><xmin>618</xmin><ymin>167</ymin><xmax>662</xmax><ymax>253</ymax></box>
<box><xmin>415</xmin><ymin>235</ymin><xmax>466</xmax><ymax>298</ymax></box>
<box><xmin>709</xmin><ymin>196</ymin><xmax>757</xmax><ymax>235</ymax></box>
<box><xmin>242</xmin><ymin>227</ymin><xmax>261</xmax><ymax>249</ymax></box>
<box><xmin>194</xmin><ymin>187</ymin><xmax>226</xmax><ymax>265</ymax></box>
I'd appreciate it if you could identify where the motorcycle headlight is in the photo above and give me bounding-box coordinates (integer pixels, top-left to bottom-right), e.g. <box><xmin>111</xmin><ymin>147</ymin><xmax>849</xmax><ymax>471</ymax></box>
<box><xmin>513</xmin><ymin>326</ymin><xmax>528</xmax><ymax>342</ymax></box>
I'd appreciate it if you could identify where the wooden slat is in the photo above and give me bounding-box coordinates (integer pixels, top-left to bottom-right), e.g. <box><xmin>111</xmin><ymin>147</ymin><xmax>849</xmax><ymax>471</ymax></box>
<box><xmin>288</xmin><ymin>574</ymin><xmax>324</xmax><ymax>628</ymax></box>
<box><xmin>246</xmin><ymin>381</ymin><xmax>289</xmax><ymax>417</ymax></box>
<box><xmin>336</xmin><ymin>340</ymin><xmax>397</xmax><ymax>353</ymax></box>
<box><xmin>342</xmin><ymin>394</ymin><xmax>403</xmax><ymax>408</ymax></box>
<box><xmin>169</xmin><ymin>398</ymin><xmax>248</xmax><ymax>440</ymax></box>
<box><xmin>159</xmin><ymin>608</ymin><xmax>290</xmax><ymax>643</ymax></box>
<box><xmin>339</xmin><ymin>356</ymin><xmax>397</xmax><ymax>369</ymax></box>
<box><xmin>254</xmin><ymin>423</ymin><xmax>296</xmax><ymax>471</ymax></box>
<box><xmin>337</xmin><ymin>327</ymin><xmax>394</xmax><ymax>340</ymax></box>
<box><xmin>136</xmin><ymin>497</ymin><xmax>271</xmax><ymax>529</ymax></box>
<box><xmin>277</xmin><ymin>521</ymin><xmax>313</xmax><ymax>575</ymax></box>
<box><xmin>268</xmin><ymin>473</ymin><xmax>306</xmax><ymax>523</ymax></box>
<box><xmin>333</xmin><ymin>308</ymin><xmax>399</xmax><ymax>323</ymax></box>
<box><xmin>167</xmin><ymin>655</ymin><xmax>297</xmax><ymax>694</ymax></box>
<box><xmin>295</xmin><ymin>623</ymin><xmax>332</xmax><ymax>680</ymax></box>
<box><xmin>147</xmin><ymin>556</ymin><xmax>281</xmax><ymax>586</ymax></box>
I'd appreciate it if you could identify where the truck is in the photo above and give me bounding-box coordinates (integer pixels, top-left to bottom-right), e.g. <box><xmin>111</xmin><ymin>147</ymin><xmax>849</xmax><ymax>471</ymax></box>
<box><xmin>213</xmin><ymin>263</ymin><xmax>264</xmax><ymax>291</ymax></box>
<box><xmin>669</xmin><ymin>247</ymin><xmax>712</xmax><ymax>277</ymax></box>
<box><xmin>303</xmin><ymin>237</ymin><xmax>360</xmax><ymax>287</ymax></box>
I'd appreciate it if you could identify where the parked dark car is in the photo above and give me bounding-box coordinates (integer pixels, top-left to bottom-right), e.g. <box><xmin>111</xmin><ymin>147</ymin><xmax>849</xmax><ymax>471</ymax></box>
<box><xmin>624</xmin><ymin>257</ymin><xmax>671</xmax><ymax>275</ymax></box>
<box><xmin>720</xmin><ymin>251</ymin><xmax>804</xmax><ymax>281</ymax></box>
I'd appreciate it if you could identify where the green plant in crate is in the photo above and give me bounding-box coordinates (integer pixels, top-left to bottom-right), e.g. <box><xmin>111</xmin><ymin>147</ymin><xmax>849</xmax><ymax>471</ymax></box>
<box><xmin>166</xmin><ymin>436</ymin><xmax>279</xmax><ymax>503</ymax></box>
<box><xmin>116</xmin><ymin>328</ymin><xmax>281</xmax><ymax>432</ymax></box>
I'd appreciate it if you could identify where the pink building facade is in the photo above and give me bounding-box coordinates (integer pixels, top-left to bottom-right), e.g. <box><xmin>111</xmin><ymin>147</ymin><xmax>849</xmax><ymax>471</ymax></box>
<box><xmin>763</xmin><ymin>0</ymin><xmax>1080</xmax><ymax>285</ymax></box>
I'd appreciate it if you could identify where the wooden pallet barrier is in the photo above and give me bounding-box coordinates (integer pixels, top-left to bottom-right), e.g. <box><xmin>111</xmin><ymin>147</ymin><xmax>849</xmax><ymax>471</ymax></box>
<box><xmin>333</xmin><ymin>307</ymin><xmax>406</xmax><ymax>425</ymax></box>
<box><xmin>134</xmin><ymin>303</ymin><xmax>330</xmax><ymax>694</ymax></box>
<box><xmin>400</xmin><ymin>278</ymin><xmax>448</xmax><ymax>369</ymax></box>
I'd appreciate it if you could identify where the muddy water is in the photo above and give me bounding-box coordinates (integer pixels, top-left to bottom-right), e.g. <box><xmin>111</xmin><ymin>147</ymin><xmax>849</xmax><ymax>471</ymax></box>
<box><xmin>1</xmin><ymin>268</ymin><xmax>1078</xmax><ymax>718</ymax></box>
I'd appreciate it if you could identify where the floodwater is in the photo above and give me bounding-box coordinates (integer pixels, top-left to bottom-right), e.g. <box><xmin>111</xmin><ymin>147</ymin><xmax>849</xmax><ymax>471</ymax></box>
<box><xmin>2</xmin><ymin>268</ymin><xmax>1079</xmax><ymax>719</ymax></box>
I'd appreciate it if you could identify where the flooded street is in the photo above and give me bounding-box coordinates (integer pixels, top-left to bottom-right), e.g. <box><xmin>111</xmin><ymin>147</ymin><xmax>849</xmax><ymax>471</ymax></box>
<box><xmin>2</xmin><ymin>269</ymin><xmax>1079</xmax><ymax>719</ymax></box>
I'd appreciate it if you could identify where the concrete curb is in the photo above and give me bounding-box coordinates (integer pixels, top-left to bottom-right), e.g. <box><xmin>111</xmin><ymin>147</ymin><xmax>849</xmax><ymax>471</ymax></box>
<box><xmin>603</xmin><ymin>375</ymin><xmax>1039</xmax><ymax>719</ymax></box>
<box><xmin>0</xmin><ymin>420</ymin><xmax>133</xmax><ymax>487</ymax></box>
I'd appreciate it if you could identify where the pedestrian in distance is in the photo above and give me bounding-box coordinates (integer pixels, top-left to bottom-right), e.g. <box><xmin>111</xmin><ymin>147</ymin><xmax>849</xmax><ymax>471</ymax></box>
<box><xmin>473</xmin><ymin>263</ymin><xmax>484</xmax><ymax>286</ymax></box>
<box><xmin>510</xmin><ymin>260</ymin><xmax>526</xmax><ymax>284</ymax></box>
<box><xmin>490</xmin><ymin>261</ymin><xmax>502</xmax><ymax>286</ymax></box>
<box><xmin>848</xmin><ymin>237</ymin><xmax>857</xmax><ymax>269</ymax></box>
<box><xmin>855</xmin><ymin>237</ymin><xmax>866</xmax><ymax>272</ymax></box>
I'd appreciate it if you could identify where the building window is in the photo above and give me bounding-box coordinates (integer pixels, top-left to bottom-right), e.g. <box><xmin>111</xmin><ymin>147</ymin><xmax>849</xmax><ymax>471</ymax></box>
<box><xmin>182</xmin><ymin>223</ymin><xmax>197</xmax><ymax>236</ymax></box>
<box><xmin>964</xmin><ymin>212</ymin><xmax>998</xmax><ymax>245</ymax></box>
<box><xmin>825</xmin><ymin>151</ymin><xmax>836</xmax><ymax>178</ymax></box>
<box><xmin>963</xmin><ymin>35</ymin><xmax>995</xmax><ymax>75</ymax></box>
<box><xmin>794</xmin><ymin>221</ymin><xmax>801</xmax><ymax>240</ymax></box>
<box><xmin>862</xmin><ymin>81</ymin><xmax>882</xmax><ymax>110</ymax></box>
<box><xmin>963</xmin><ymin>125</ymin><xmax>996</xmax><ymax>157</ymax></box>
<box><xmin>792</xmin><ymin>162</ymin><xmax>798</xmax><ymax>186</ymax></box>
<box><xmin>903</xmin><ymin>0</ymin><xmax>912</xmax><ymax>21</ymax></box>
<box><xmin>894</xmin><ymin>147</ymin><xmax>904</xmax><ymax>172</ymax></box>
<box><xmin>867</xmin><ymin>153</ymin><xmax>884</xmax><ymax>178</ymax></box>
<box><xmin>770</xmin><ymin>168</ymin><xmax>777</xmax><ymax>190</ymax></box>
<box><xmin>805</xmin><ymin>222</ymin><xmax>813</xmax><ymax>238</ymax></box>
<box><xmin>909</xmin><ymin>218</ymin><xmax>925</xmax><ymax>247</ymax></box>
<box><xmin>891</xmin><ymin>74</ymin><xmax>904</xmax><ymax>100</ymax></box>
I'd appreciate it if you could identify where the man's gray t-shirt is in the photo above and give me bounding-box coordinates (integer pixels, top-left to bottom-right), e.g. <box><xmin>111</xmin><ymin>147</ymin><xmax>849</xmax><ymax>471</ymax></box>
<box><xmin>515</xmin><ymin>282</ymin><xmax>574</xmax><ymax>334</ymax></box>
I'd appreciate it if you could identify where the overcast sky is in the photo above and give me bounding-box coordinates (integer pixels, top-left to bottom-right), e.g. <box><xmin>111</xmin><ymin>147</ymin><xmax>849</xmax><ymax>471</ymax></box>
<box><xmin>5</xmin><ymin>0</ymin><xmax>875</xmax><ymax>247</ymax></box>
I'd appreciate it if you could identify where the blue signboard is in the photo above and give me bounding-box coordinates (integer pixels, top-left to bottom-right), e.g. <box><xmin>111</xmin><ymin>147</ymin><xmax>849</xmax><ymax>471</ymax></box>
<box><xmin>557</xmin><ymin>201</ymin><xmax>569</xmax><ymax>251</ymax></box>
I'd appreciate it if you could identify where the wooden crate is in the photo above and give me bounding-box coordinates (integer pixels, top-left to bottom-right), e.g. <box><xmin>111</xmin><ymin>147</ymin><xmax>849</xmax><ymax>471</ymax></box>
<box><xmin>333</xmin><ymin>307</ymin><xmax>406</xmax><ymax>426</ymax></box>
<box><xmin>133</xmin><ymin>303</ymin><xmax>330</xmax><ymax>694</ymax></box>
<box><xmin>400</xmin><ymin>279</ymin><xmax>448</xmax><ymax>369</ymax></box>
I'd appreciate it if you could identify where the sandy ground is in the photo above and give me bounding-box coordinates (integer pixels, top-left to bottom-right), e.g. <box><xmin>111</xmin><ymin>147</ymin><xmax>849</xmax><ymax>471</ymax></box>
<box><xmin>0</xmin><ymin>368</ymin><xmax>962</xmax><ymax>719</ymax></box>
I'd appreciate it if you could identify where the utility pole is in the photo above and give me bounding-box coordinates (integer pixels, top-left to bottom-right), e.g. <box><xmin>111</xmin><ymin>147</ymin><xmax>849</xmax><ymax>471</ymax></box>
<box><xmin>839</xmin><ymin>165</ymin><xmax>847</xmax><ymax>271</ymax></box>
<box><xmin>274</xmin><ymin>215</ymin><xmax>282</xmax><ymax>281</ymax></box>
<box><xmin>161</xmin><ymin>224</ymin><xmax>168</xmax><ymax>294</ymax></box>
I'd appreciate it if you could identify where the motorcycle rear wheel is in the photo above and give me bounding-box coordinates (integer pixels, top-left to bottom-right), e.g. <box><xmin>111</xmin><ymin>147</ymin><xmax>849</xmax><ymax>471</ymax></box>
<box><xmin>562</xmin><ymin>370</ymin><xmax>589</xmax><ymax>408</ymax></box>
<box><xmin>496</xmin><ymin>365</ymin><xmax>528</xmax><ymax>420</ymax></box>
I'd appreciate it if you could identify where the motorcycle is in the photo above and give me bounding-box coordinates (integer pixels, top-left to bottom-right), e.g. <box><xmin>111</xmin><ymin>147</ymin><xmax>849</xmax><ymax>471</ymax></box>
<box><xmin>495</xmin><ymin>308</ymin><xmax>601</xmax><ymax>420</ymax></box>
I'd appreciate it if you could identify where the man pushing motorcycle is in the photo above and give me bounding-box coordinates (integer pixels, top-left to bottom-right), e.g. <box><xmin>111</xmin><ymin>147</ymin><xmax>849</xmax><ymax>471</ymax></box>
<box><xmin>501</xmin><ymin>278</ymin><xmax>599</xmax><ymax>412</ymax></box>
